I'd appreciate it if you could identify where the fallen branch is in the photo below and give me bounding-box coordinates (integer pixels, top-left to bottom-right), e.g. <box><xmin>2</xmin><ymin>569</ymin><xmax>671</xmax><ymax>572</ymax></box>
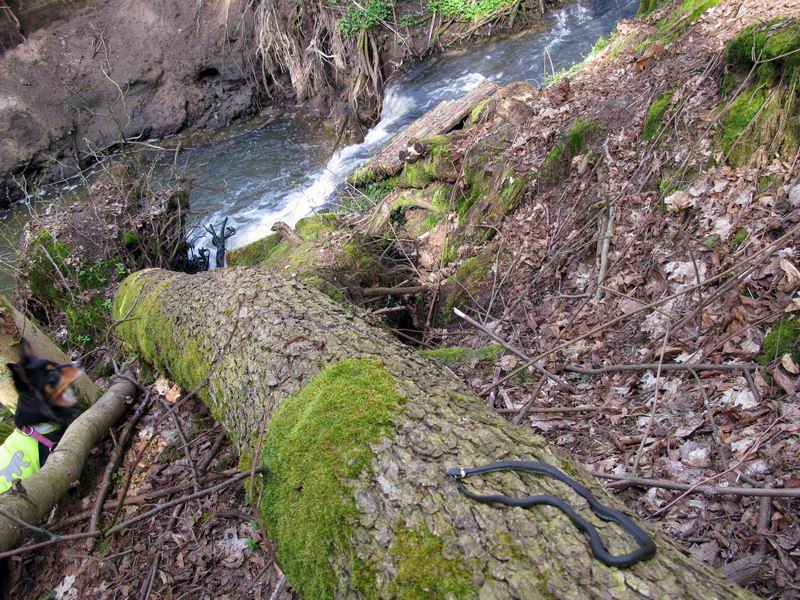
<box><xmin>0</xmin><ymin>377</ymin><xmax>137</xmax><ymax>552</ymax></box>
<box><xmin>497</xmin><ymin>404</ymin><xmax>601</xmax><ymax>414</ymax></box>
<box><xmin>563</xmin><ymin>361</ymin><xmax>758</xmax><ymax>375</ymax></box>
<box><xmin>161</xmin><ymin>397</ymin><xmax>201</xmax><ymax>493</ymax></box>
<box><xmin>271</xmin><ymin>221</ymin><xmax>303</xmax><ymax>245</ymax></box>
<box><xmin>53</xmin><ymin>469</ymin><xmax>238</xmax><ymax>530</ymax></box>
<box><xmin>453</xmin><ymin>307</ymin><xmax>569</xmax><ymax>389</ymax></box>
<box><xmin>0</xmin><ymin>469</ymin><xmax>259</xmax><ymax>559</ymax></box>
<box><xmin>89</xmin><ymin>390</ymin><xmax>150</xmax><ymax>535</ymax></box>
<box><xmin>593</xmin><ymin>472</ymin><xmax>800</xmax><ymax>498</ymax></box>
<box><xmin>360</xmin><ymin>285</ymin><xmax>429</xmax><ymax>297</ymax></box>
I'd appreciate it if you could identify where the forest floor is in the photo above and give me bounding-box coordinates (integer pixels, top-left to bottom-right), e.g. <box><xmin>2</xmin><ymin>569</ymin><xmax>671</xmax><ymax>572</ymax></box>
<box><xmin>386</xmin><ymin>0</ymin><xmax>800</xmax><ymax>596</ymax></box>
<box><xmin>6</xmin><ymin>0</ymin><xmax>800</xmax><ymax>598</ymax></box>
<box><xmin>10</xmin><ymin>380</ymin><xmax>296</xmax><ymax>600</ymax></box>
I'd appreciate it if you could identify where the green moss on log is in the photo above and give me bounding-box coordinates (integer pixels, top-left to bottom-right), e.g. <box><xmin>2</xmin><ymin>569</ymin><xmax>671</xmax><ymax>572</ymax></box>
<box><xmin>641</xmin><ymin>91</ymin><xmax>674</xmax><ymax>141</ymax></box>
<box><xmin>112</xmin><ymin>272</ymin><xmax>212</xmax><ymax>395</ymax></box>
<box><xmin>225</xmin><ymin>215</ymin><xmax>349</xmax><ymax>300</ymax></box>
<box><xmin>395</xmin><ymin>137</ymin><xmax>457</xmax><ymax>189</ymax></box>
<box><xmin>388</xmin><ymin>522</ymin><xmax>474</xmax><ymax>599</ymax></box>
<box><xmin>757</xmin><ymin>313</ymin><xmax>800</xmax><ymax>365</ymax></box>
<box><xmin>226</xmin><ymin>233</ymin><xmax>282</xmax><ymax>267</ymax></box>
<box><xmin>258</xmin><ymin>358</ymin><xmax>406</xmax><ymax>600</ymax></box>
<box><xmin>295</xmin><ymin>213</ymin><xmax>338</xmax><ymax>240</ymax></box>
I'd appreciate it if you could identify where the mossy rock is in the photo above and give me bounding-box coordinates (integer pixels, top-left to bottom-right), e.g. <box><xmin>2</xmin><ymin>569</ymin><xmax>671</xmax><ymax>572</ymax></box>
<box><xmin>757</xmin><ymin>313</ymin><xmax>800</xmax><ymax>365</ymax></box>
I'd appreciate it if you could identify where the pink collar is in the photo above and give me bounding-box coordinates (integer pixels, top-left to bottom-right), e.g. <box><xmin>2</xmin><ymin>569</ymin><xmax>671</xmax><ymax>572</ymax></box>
<box><xmin>20</xmin><ymin>425</ymin><xmax>57</xmax><ymax>450</ymax></box>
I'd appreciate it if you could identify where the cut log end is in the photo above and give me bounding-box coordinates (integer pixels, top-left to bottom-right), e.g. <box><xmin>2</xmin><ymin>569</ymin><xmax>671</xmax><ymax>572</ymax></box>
<box><xmin>270</xmin><ymin>221</ymin><xmax>303</xmax><ymax>245</ymax></box>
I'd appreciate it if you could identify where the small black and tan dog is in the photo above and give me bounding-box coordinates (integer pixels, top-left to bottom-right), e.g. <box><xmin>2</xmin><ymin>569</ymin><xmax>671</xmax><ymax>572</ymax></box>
<box><xmin>0</xmin><ymin>342</ymin><xmax>83</xmax><ymax>598</ymax></box>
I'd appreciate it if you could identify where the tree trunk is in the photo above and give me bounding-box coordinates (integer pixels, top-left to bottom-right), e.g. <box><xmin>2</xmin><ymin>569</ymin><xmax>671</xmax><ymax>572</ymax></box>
<box><xmin>113</xmin><ymin>267</ymin><xmax>754</xmax><ymax>600</ymax></box>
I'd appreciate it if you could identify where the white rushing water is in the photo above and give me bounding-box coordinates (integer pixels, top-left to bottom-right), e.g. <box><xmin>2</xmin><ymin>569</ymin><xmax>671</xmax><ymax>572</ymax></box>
<box><xmin>0</xmin><ymin>0</ymin><xmax>638</xmax><ymax>291</ymax></box>
<box><xmin>169</xmin><ymin>0</ymin><xmax>638</xmax><ymax>252</ymax></box>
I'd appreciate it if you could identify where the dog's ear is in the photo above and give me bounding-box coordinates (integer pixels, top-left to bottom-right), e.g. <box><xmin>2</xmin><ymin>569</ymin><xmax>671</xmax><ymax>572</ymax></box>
<box><xmin>6</xmin><ymin>362</ymin><xmax>30</xmax><ymax>391</ymax></box>
<box><xmin>16</xmin><ymin>339</ymin><xmax>35</xmax><ymax>367</ymax></box>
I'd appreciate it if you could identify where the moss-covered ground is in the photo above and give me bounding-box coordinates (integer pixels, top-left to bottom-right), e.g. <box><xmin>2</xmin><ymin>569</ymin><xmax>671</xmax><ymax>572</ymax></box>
<box><xmin>541</xmin><ymin>118</ymin><xmax>600</xmax><ymax>183</ymax></box>
<box><xmin>641</xmin><ymin>91</ymin><xmax>675</xmax><ymax>141</ymax></box>
<box><xmin>757</xmin><ymin>313</ymin><xmax>800</xmax><ymax>365</ymax></box>
<box><xmin>719</xmin><ymin>17</ymin><xmax>799</xmax><ymax>167</ymax></box>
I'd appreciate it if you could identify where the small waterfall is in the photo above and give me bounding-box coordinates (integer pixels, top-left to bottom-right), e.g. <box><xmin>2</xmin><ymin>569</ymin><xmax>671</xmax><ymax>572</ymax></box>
<box><xmin>184</xmin><ymin>0</ymin><xmax>641</xmax><ymax>252</ymax></box>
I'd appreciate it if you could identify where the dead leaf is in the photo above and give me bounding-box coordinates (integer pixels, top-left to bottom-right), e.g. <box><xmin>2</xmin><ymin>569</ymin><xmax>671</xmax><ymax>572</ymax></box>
<box><xmin>664</xmin><ymin>190</ymin><xmax>694</xmax><ymax>212</ymax></box>
<box><xmin>165</xmin><ymin>384</ymin><xmax>182</xmax><ymax>403</ymax></box>
<box><xmin>780</xmin><ymin>258</ymin><xmax>800</xmax><ymax>284</ymax></box>
<box><xmin>781</xmin><ymin>353</ymin><xmax>799</xmax><ymax>374</ymax></box>
<box><xmin>771</xmin><ymin>366</ymin><xmax>797</xmax><ymax>395</ymax></box>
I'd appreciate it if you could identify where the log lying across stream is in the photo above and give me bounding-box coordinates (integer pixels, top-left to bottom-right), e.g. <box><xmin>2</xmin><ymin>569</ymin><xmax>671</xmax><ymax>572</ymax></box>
<box><xmin>349</xmin><ymin>82</ymin><xmax>498</xmax><ymax>185</ymax></box>
<box><xmin>113</xmin><ymin>267</ymin><xmax>754</xmax><ymax>599</ymax></box>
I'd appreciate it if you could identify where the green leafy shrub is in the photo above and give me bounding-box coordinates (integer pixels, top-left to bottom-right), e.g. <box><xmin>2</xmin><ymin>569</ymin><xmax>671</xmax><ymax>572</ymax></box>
<box><xmin>426</xmin><ymin>0</ymin><xmax>515</xmax><ymax>21</ymax></box>
<box><xmin>339</xmin><ymin>0</ymin><xmax>394</xmax><ymax>35</ymax></box>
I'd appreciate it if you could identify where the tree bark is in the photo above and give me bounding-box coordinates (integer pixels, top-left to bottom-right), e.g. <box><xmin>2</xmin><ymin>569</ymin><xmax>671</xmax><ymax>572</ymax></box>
<box><xmin>112</xmin><ymin>267</ymin><xmax>754</xmax><ymax>600</ymax></box>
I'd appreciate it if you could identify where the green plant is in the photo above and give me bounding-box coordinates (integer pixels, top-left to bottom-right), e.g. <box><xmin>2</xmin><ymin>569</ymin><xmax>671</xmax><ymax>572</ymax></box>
<box><xmin>426</xmin><ymin>0</ymin><xmax>515</xmax><ymax>21</ymax></box>
<box><xmin>730</xmin><ymin>227</ymin><xmax>748</xmax><ymax>251</ymax></box>
<box><xmin>339</xmin><ymin>0</ymin><xmax>394</xmax><ymax>35</ymax></box>
<box><xmin>245</xmin><ymin>538</ymin><xmax>259</xmax><ymax>550</ymax></box>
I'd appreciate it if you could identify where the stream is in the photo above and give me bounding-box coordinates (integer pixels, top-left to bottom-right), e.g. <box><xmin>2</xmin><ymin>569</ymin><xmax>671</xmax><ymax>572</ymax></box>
<box><xmin>0</xmin><ymin>0</ymin><xmax>638</xmax><ymax>290</ymax></box>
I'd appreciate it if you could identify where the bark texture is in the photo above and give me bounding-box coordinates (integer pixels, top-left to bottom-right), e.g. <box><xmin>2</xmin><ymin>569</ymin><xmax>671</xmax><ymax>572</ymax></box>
<box><xmin>113</xmin><ymin>267</ymin><xmax>755</xmax><ymax>600</ymax></box>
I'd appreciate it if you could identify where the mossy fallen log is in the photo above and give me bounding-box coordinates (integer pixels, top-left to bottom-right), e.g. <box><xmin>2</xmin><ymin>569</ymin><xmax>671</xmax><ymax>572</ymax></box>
<box><xmin>113</xmin><ymin>267</ymin><xmax>755</xmax><ymax>600</ymax></box>
<box><xmin>348</xmin><ymin>83</ymin><xmax>499</xmax><ymax>186</ymax></box>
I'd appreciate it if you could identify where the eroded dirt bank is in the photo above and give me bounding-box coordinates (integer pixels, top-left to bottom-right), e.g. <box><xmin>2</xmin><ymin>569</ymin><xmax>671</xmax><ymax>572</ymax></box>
<box><xmin>0</xmin><ymin>0</ymin><xmax>263</xmax><ymax>203</ymax></box>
